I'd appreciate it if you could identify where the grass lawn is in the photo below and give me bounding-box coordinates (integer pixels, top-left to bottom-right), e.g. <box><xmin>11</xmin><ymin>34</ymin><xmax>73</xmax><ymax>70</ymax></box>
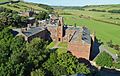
<box><xmin>47</xmin><ymin>42</ymin><xmax>55</xmax><ymax>49</ymax></box>
<box><xmin>56</xmin><ymin>42</ymin><xmax>68</xmax><ymax>55</ymax></box>
<box><xmin>56</xmin><ymin>48</ymin><xmax>67</xmax><ymax>55</ymax></box>
<box><xmin>58</xmin><ymin>42</ymin><xmax>68</xmax><ymax>49</ymax></box>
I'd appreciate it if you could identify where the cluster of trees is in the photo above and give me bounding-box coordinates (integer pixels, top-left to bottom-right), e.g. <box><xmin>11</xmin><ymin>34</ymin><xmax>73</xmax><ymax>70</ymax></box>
<box><xmin>42</xmin><ymin>52</ymin><xmax>91</xmax><ymax>76</ymax></box>
<box><xmin>35</xmin><ymin>11</ymin><xmax>49</xmax><ymax>20</ymax></box>
<box><xmin>89</xmin><ymin>9</ymin><xmax>106</xmax><ymax>12</ymax></box>
<box><xmin>88</xmin><ymin>9</ymin><xmax>120</xmax><ymax>14</ymax></box>
<box><xmin>107</xmin><ymin>40</ymin><xmax>120</xmax><ymax>51</ymax></box>
<box><xmin>0</xmin><ymin>27</ymin><xmax>91</xmax><ymax>76</ymax></box>
<box><xmin>0</xmin><ymin>27</ymin><xmax>49</xmax><ymax>76</ymax></box>
<box><xmin>108</xmin><ymin>10</ymin><xmax>120</xmax><ymax>14</ymax></box>
<box><xmin>0</xmin><ymin>7</ymin><xmax>28</xmax><ymax>28</ymax></box>
<box><xmin>0</xmin><ymin>7</ymin><xmax>51</xmax><ymax>28</ymax></box>
<box><xmin>59</xmin><ymin>12</ymin><xmax>73</xmax><ymax>15</ymax></box>
<box><xmin>62</xmin><ymin>7</ymin><xmax>85</xmax><ymax>10</ymax></box>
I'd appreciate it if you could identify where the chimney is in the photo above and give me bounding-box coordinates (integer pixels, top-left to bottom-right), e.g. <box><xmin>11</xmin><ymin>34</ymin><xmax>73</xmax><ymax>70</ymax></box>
<box><xmin>27</xmin><ymin>24</ymin><xmax>31</xmax><ymax>30</ymax></box>
<box><xmin>21</xmin><ymin>28</ymin><xmax>27</xmax><ymax>33</ymax></box>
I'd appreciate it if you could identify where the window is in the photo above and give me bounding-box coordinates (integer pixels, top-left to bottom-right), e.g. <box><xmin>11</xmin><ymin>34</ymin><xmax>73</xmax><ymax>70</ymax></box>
<box><xmin>58</xmin><ymin>38</ymin><xmax>61</xmax><ymax>41</ymax></box>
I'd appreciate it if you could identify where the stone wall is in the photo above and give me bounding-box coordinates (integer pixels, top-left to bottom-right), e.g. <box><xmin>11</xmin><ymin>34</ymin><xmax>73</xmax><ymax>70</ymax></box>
<box><xmin>68</xmin><ymin>42</ymin><xmax>91</xmax><ymax>60</ymax></box>
<box><xmin>27</xmin><ymin>30</ymin><xmax>47</xmax><ymax>42</ymax></box>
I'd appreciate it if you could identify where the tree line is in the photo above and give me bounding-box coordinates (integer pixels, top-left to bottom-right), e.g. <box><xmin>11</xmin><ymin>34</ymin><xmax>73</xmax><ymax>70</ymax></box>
<box><xmin>89</xmin><ymin>9</ymin><xmax>120</xmax><ymax>14</ymax></box>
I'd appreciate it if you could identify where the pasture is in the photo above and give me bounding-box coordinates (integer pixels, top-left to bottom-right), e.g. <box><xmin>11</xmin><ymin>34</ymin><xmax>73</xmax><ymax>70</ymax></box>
<box><xmin>61</xmin><ymin>14</ymin><xmax>120</xmax><ymax>45</ymax></box>
<box><xmin>83</xmin><ymin>4</ymin><xmax>120</xmax><ymax>11</ymax></box>
<box><xmin>63</xmin><ymin>9</ymin><xmax>120</xmax><ymax>25</ymax></box>
<box><xmin>0</xmin><ymin>2</ymin><xmax>47</xmax><ymax>12</ymax></box>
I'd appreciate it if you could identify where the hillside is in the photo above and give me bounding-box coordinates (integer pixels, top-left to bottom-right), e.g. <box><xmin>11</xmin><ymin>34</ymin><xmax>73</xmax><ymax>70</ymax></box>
<box><xmin>83</xmin><ymin>4</ymin><xmax>120</xmax><ymax>11</ymax></box>
<box><xmin>54</xmin><ymin>4</ymin><xmax>120</xmax><ymax>45</ymax></box>
<box><xmin>0</xmin><ymin>0</ymin><xmax>19</xmax><ymax>2</ymax></box>
<box><xmin>0</xmin><ymin>0</ymin><xmax>8</xmax><ymax>2</ymax></box>
<box><xmin>0</xmin><ymin>1</ymin><xmax>53</xmax><ymax>12</ymax></box>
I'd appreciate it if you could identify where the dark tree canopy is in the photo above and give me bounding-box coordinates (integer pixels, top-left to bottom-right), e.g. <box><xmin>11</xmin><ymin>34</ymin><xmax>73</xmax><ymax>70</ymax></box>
<box><xmin>43</xmin><ymin>52</ymin><xmax>91</xmax><ymax>76</ymax></box>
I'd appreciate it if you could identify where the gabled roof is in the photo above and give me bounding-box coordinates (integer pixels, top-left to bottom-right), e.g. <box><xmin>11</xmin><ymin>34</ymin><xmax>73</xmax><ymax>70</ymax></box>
<box><xmin>22</xmin><ymin>27</ymin><xmax>45</xmax><ymax>37</ymax></box>
<box><xmin>69</xmin><ymin>27</ymin><xmax>91</xmax><ymax>44</ymax></box>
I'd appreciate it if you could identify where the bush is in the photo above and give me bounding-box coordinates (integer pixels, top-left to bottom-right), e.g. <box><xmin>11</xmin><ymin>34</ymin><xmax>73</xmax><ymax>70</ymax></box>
<box><xmin>106</xmin><ymin>40</ymin><xmax>113</xmax><ymax>48</ymax></box>
<box><xmin>113</xmin><ymin>62</ymin><xmax>120</xmax><ymax>69</ymax></box>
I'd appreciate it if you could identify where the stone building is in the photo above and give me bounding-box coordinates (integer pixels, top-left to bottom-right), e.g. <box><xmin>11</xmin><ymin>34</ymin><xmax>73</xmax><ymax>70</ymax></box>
<box><xmin>16</xmin><ymin>15</ymin><xmax>94</xmax><ymax>60</ymax></box>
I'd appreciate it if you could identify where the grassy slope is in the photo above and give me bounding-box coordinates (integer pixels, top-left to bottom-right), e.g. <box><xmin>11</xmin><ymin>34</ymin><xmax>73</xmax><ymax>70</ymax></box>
<box><xmin>0</xmin><ymin>2</ymin><xmax>47</xmax><ymax>12</ymax></box>
<box><xmin>0</xmin><ymin>0</ymin><xmax>8</xmax><ymax>2</ymax></box>
<box><xmin>55</xmin><ymin>6</ymin><xmax>120</xmax><ymax>45</ymax></box>
<box><xmin>61</xmin><ymin>15</ymin><xmax>120</xmax><ymax>45</ymax></box>
<box><xmin>83</xmin><ymin>4</ymin><xmax>120</xmax><ymax>11</ymax></box>
<box><xmin>63</xmin><ymin>9</ymin><xmax>120</xmax><ymax>25</ymax></box>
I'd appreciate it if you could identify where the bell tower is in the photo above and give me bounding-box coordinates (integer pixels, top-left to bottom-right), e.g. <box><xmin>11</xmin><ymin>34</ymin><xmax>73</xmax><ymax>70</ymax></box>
<box><xmin>57</xmin><ymin>17</ymin><xmax>64</xmax><ymax>42</ymax></box>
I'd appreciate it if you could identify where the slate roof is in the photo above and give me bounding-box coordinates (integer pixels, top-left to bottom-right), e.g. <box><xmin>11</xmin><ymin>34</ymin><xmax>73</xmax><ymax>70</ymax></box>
<box><xmin>82</xmin><ymin>27</ymin><xmax>91</xmax><ymax>44</ymax></box>
<box><xmin>23</xmin><ymin>27</ymin><xmax>45</xmax><ymax>37</ymax></box>
<box><xmin>69</xmin><ymin>27</ymin><xmax>91</xmax><ymax>44</ymax></box>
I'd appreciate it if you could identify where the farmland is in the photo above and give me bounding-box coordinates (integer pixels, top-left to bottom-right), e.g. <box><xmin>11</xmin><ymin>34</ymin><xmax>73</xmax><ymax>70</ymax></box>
<box><xmin>83</xmin><ymin>4</ymin><xmax>120</xmax><ymax>11</ymax></box>
<box><xmin>0</xmin><ymin>1</ymin><xmax>47</xmax><ymax>12</ymax></box>
<box><xmin>57</xmin><ymin>9</ymin><xmax>120</xmax><ymax>45</ymax></box>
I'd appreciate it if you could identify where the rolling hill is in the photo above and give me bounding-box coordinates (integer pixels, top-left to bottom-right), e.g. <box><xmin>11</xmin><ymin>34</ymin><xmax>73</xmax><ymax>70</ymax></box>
<box><xmin>54</xmin><ymin>4</ymin><xmax>120</xmax><ymax>45</ymax></box>
<box><xmin>0</xmin><ymin>1</ymin><xmax>52</xmax><ymax>12</ymax></box>
<box><xmin>83</xmin><ymin>4</ymin><xmax>120</xmax><ymax>11</ymax></box>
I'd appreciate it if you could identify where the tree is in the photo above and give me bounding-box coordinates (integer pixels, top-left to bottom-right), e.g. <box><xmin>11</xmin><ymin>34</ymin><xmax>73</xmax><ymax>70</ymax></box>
<box><xmin>0</xmin><ymin>28</ymin><xmax>14</xmax><ymax>64</ymax></box>
<box><xmin>43</xmin><ymin>52</ymin><xmax>91</xmax><ymax>76</ymax></box>
<box><xmin>35</xmin><ymin>11</ymin><xmax>49</xmax><ymax>20</ymax></box>
<box><xmin>26</xmin><ymin>38</ymin><xmax>48</xmax><ymax>69</ymax></box>
<box><xmin>106</xmin><ymin>40</ymin><xmax>113</xmax><ymax>48</ymax></box>
<box><xmin>0</xmin><ymin>31</ymin><xmax>27</xmax><ymax>76</ymax></box>
<box><xmin>95</xmin><ymin>51</ymin><xmax>113</xmax><ymax>67</ymax></box>
<box><xmin>31</xmin><ymin>69</ymin><xmax>45</xmax><ymax>76</ymax></box>
<box><xmin>57</xmin><ymin>53</ymin><xmax>90</xmax><ymax>74</ymax></box>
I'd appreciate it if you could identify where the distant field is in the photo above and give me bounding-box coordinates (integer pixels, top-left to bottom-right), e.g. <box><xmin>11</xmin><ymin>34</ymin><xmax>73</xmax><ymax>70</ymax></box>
<box><xmin>0</xmin><ymin>0</ymin><xmax>8</xmax><ymax>2</ymax></box>
<box><xmin>0</xmin><ymin>2</ymin><xmax>47</xmax><ymax>12</ymax></box>
<box><xmin>62</xmin><ymin>9</ymin><xmax>120</xmax><ymax>25</ymax></box>
<box><xmin>61</xmin><ymin>15</ymin><xmax>120</xmax><ymax>45</ymax></box>
<box><xmin>83</xmin><ymin>4</ymin><xmax>120</xmax><ymax>11</ymax></box>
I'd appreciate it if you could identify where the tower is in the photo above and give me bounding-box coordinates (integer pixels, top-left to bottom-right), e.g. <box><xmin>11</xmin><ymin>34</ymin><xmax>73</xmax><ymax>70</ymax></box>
<box><xmin>57</xmin><ymin>17</ymin><xmax>64</xmax><ymax>41</ymax></box>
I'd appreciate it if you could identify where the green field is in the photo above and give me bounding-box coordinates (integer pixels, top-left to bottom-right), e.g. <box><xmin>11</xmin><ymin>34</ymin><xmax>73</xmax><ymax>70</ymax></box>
<box><xmin>47</xmin><ymin>42</ymin><xmax>56</xmax><ymax>49</ymax></box>
<box><xmin>0</xmin><ymin>0</ymin><xmax>8</xmax><ymax>2</ymax></box>
<box><xmin>83</xmin><ymin>4</ymin><xmax>120</xmax><ymax>11</ymax></box>
<box><xmin>0</xmin><ymin>2</ymin><xmax>47</xmax><ymax>12</ymax></box>
<box><xmin>61</xmin><ymin>14</ymin><xmax>120</xmax><ymax>45</ymax></box>
<box><xmin>61</xmin><ymin>9</ymin><xmax>120</xmax><ymax>25</ymax></box>
<box><xmin>55</xmin><ymin>7</ymin><xmax>120</xmax><ymax>45</ymax></box>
